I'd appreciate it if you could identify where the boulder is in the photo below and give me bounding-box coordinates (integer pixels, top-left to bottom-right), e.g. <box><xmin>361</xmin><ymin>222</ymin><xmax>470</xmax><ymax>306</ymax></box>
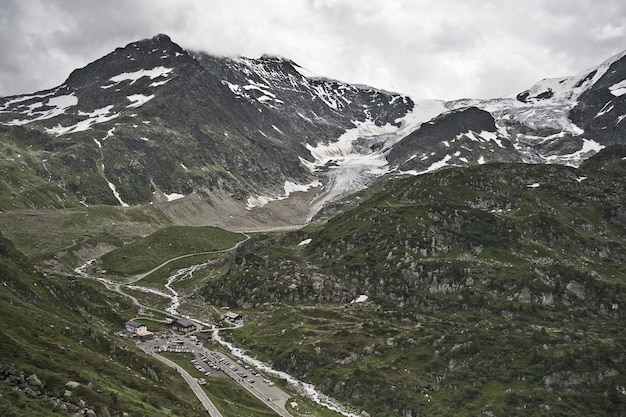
<box><xmin>24</xmin><ymin>387</ymin><xmax>39</xmax><ymax>398</ymax></box>
<box><xmin>66</xmin><ymin>402</ymin><xmax>80</xmax><ymax>413</ymax></box>
<box><xmin>66</xmin><ymin>381</ymin><xmax>81</xmax><ymax>389</ymax></box>
<box><xmin>27</xmin><ymin>373</ymin><xmax>43</xmax><ymax>388</ymax></box>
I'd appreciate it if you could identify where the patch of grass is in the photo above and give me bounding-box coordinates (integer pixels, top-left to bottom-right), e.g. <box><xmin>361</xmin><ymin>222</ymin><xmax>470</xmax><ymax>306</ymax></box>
<box><xmin>0</xmin><ymin>205</ymin><xmax>171</xmax><ymax>267</ymax></box>
<box><xmin>224</xmin><ymin>302</ymin><xmax>626</xmax><ymax>417</ymax></box>
<box><xmin>100</xmin><ymin>225</ymin><xmax>245</xmax><ymax>276</ymax></box>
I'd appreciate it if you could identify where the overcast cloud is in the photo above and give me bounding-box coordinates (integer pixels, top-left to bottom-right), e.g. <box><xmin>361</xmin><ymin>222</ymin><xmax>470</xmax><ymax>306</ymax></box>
<box><xmin>1</xmin><ymin>0</ymin><xmax>624</xmax><ymax>100</ymax></box>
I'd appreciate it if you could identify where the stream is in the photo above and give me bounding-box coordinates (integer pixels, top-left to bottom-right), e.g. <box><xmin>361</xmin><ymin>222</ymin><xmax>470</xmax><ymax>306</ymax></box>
<box><xmin>75</xmin><ymin>259</ymin><xmax>363</xmax><ymax>417</ymax></box>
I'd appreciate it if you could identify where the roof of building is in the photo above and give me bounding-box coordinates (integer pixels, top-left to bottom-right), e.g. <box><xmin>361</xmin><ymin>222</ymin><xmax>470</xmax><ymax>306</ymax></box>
<box><xmin>125</xmin><ymin>320</ymin><xmax>143</xmax><ymax>328</ymax></box>
<box><xmin>224</xmin><ymin>311</ymin><xmax>241</xmax><ymax>320</ymax></box>
<box><xmin>175</xmin><ymin>318</ymin><xmax>195</xmax><ymax>328</ymax></box>
<box><xmin>194</xmin><ymin>332</ymin><xmax>212</xmax><ymax>341</ymax></box>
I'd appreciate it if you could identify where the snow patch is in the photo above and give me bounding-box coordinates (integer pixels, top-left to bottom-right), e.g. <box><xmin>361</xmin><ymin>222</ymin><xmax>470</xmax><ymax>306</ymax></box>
<box><xmin>223</xmin><ymin>77</ymin><xmax>285</xmax><ymax>106</ymax></box>
<box><xmin>150</xmin><ymin>79</ymin><xmax>170</xmax><ymax>88</ymax></box>
<box><xmin>126</xmin><ymin>94</ymin><xmax>155</xmax><ymax>108</ymax></box>
<box><xmin>6</xmin><ymin>93</ymin><xmax>78</xmax><ymax>125</ymax></box>
<box><xmin>595</xmin><ymin>102</ymin><xmax>614</xmax><ymax>118</ymax></box>
<box><xmin>105</xmin><ymin>66</ymin><xmax>173</xmax><ymax>87</ymax></box>
<box><xmin>426</xmin><ymin>154</ymin><xmax>452</xmax><ymax>172</ymax></box>
<box><xmin>45</xmin><ymin>105</ymin><xmax>119</xmax><ymax>135</ymax></box>
<box><xmin>0</xmin><ymin>90</ymin><xmax>57</xmax><ymax>109</ymax></box>
<box><xmin>105</xmin><ymin>173</ymin><xmax>129</xmax><ymax>207</ymax></box>
<box><xmin>543</xmin><ymin>138</ymin><xmax>605</xmax><ymax>165</ymax></box>
<box><xmin>298</xmin><ymin>238</ymin><xmax>312</xmax><ymax>246</ymax></box>
<box><xmin>527</xmin><ymin>183</ymin><xmax>541</xmax><ymax>188</ymax></box>
<box><xmin>609</xmin><ymin>79</ymin><xmax>626</xmax><ymax>97</ymax></box>
<box><xmin>297</xmin><ymin>112</ymin><xmax>314</xmax><ymax>123</ymax></box>
<box><xmin>351</xmin><ymin>294</ymin><xmax>368</xmax><ymax>303</ymax></box>
<box><xmin>165</xmin><ymin>193</ymin><xmax>185</xmax><ymax>201</ymax></box>
<box><xmin>456</xmin><ymin>130</ymin><xmax>504</xmax><ymax>148</ymax></box>
<box><xmin>246</xmin><ymin>179</ymin><xmax>322</xmax><ymax>209</ymax></box>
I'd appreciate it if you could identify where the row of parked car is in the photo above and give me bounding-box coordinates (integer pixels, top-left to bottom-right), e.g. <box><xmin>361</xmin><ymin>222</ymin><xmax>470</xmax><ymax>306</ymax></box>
<box><xmin>190</xmin><ymin>358</ymin><xmax>212</xmax><ymax>376</ymax></box>
<box><xmin>209</xmin><ymin>352</ymin><xmax>275</xmax><ymax>385</ymax></box>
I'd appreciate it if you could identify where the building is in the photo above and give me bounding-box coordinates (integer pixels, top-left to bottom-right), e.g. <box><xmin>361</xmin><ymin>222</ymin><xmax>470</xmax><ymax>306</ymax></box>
<box><xmin>136</xmin><ymin>329</ymin><xmax>154</xmax><ymax>341</ymax></box>
<box><xmin>170</xmin><ymin>317</ymin><xmax>196</xmax><ymax>332</ymax></box>
<box><xmin>125</xmin><ymin>320</ymin><xmax>147</xmax><ymax>335</ymax></box>
<box><xmin>193</xmin><ymin>331</ymin><xmax>212</xmax><ymax>343</ymax></box>
<box><xmin>223</xmin><ymin>311</ymin><xmax>242</xmax><ymax>322</ymax></box>
<box><xmin>124</xmin><ymin>320</ymin><xmax>153</xmax><ymax>341</ymax></box>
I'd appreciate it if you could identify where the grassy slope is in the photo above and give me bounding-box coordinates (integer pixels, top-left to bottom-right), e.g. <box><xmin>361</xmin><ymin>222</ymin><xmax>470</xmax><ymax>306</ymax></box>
<box><xmin>0</xmin><ymin>126</ymin><xmax>81</xmax><ymax>211</ymax></box>
<box><xmin>0</xmin><ymin>231</ymin><xmax>210</xmax><ymax>417</ymax></box>
<box><xmin>3</xmin><ymin>128</ymin><xmax>626</xmax><ymax>417</ymax></box>
<box><xmin>0</xmin><ymin>205</ymin><xmax>172</xmax><ymax>269</ymax></box>
<box><xmin>205</xmin><ymin>154</ymin><xmax>626</xmax><ymax>416</ymax></box>
<box><xmin>99</xmin><ymin>225</ymin><xmax>246</xmax><ymax>276</ymax></box>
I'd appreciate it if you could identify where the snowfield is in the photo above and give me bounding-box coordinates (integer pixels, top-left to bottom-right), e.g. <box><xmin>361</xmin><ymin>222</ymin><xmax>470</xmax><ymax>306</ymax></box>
<box><xmin>5</xmin><ymin>92</ymin><xmax>78</xmax><ymax>126</ymax></box>
<box><xmin>103</xmin><ymin>66</ymin><xmax>174</xmax><ymax>87</ymax></box>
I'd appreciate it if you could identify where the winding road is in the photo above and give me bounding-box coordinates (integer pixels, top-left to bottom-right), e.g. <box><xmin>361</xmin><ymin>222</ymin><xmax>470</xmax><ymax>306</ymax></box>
<box><xmin>76</xmin><ymin>233</ymin><xmax>295</xmax><ymax>417</ymax></box>
<box><xmin>146</xmin><ymin>351</ymin><xmax>224</xmax><ymax>417</ymax></box>
<box><xmin>75</xmin><ymin>230</ymin><xmax>359</xmax><ymax>417</ymax></box>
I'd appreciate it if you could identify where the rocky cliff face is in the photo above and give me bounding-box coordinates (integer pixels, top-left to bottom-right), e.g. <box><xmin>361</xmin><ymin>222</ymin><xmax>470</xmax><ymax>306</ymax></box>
<box><xmin>567</xmin><ymin>52</ymin><xmax>626</xmax><ymax>146</ymax></box>
<box><xmin>387</xmin><ymin>106</ymin><xmax>522</xmax><ymax>172</ymax></box>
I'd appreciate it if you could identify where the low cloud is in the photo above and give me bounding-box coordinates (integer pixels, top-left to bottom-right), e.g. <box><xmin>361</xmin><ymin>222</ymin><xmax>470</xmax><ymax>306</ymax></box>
<box><xmin>1</xmin><ymin>0</ymin><xmax>624</xmax><ymax>100</ymax></box>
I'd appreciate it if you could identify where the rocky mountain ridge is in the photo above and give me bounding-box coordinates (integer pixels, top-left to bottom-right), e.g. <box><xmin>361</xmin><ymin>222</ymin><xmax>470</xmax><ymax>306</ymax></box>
<box><xmin>0</xmin><ymin>34</ymin><xmax>625</xmax><ymax>229</ymax></box>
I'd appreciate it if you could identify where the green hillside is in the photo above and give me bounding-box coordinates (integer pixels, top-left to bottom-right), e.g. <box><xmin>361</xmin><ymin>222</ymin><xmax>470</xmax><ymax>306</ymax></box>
<box><xmin>99</xmin><ymin>225</ymin><xmax>246</xmax><ymax>276</ymax></box>
<box><xmin>201</xmin><ymin>147</ymin><xmax>626</xmax><ymax>416</ymax></box>
<box><xmin>0</xmin><ymin>231</ymin><xmax>210</xmax><ymax>417</ymax></box>
<box><xmin>1</xmin><ymin>144</ymin><xmax>625</xmax><ymax>416</ymax></box>
<box><xmin>0</xmin><ymin>126</ymin><xmax>82</xmax><ymax>211</ymax></box>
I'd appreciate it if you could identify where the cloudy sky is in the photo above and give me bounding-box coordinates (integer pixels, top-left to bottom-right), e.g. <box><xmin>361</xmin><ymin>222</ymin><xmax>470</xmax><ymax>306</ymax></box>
<box><xmin>1</xmin><ymin>0</ymin><xmax>624</xmax><ymax>100</ymax></box>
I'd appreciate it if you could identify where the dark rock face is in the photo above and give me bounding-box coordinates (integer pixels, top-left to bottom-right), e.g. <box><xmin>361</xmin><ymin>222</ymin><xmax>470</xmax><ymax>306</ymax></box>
<box><xmin>387</xmin><ymin>107</ymin><xmax>520</xmax><ymax>172</ymax></box>
<box><xmin>569</xmin><ymin>54</ymin><xmax>626</xmax><ymax>145</ymax></box>
<box><xmin>194</xmin><ymin>53</ymin><xmax>413</xmax><ymax>137</ymax></box>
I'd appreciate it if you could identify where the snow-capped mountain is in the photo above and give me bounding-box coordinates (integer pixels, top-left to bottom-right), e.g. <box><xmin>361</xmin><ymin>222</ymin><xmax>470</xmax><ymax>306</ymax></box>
<box><xmin>0</xmin><ymin>34</ymin><xmax>411</xmax><ymax>224</ymax></box>
<box><xmin>0</xmin><ymin>34</ymin><xmax>625</xmax><ymax>227</ymax></box>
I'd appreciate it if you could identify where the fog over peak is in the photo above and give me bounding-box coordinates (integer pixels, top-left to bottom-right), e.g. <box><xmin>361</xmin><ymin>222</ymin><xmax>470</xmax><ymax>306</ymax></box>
<box><xmin>1</xmin><ymin>0</ymin><xmax>625</xmax><ymax>100</ymax></box>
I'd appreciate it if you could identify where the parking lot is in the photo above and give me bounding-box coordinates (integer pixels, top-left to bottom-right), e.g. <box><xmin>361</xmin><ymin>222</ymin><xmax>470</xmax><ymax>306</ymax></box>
<box><xmin>142</xmin><ymin>332</ymin><xmax>293</xmax><ymax>417</ymax></box>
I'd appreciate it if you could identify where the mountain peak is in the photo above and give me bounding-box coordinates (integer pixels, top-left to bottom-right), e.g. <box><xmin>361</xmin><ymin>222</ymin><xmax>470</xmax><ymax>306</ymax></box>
<box><xmin>516</xmin><ymin>48</ymin><xmax>626</xmax><ymax>105</ymax></box>
<box><xmin>153</xmin><ymin>33</ymin><xmax>172</xmax><ymax>42</ymax></box>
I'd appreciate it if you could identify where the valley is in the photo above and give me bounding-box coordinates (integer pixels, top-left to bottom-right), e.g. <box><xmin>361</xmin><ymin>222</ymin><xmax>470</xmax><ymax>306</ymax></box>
<box><xmin>1</xmin><ymin>33</ymin><xmax>625</xmax><ymax>416</ymax></box>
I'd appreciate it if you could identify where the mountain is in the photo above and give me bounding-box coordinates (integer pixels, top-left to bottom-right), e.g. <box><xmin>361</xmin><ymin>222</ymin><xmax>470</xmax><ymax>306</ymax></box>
<box><xmin>1</xmin><ymin>35</ymin><xmax>625</xmax><ymax>228</ymax></box>
<box><xmin>1</xmin><ymin>35</ymin><xmax>625</xmax><ymax>417</ymax></box>
<box><xmin>386</xmin><ymin>106</ymin><xmax>521</xmax><ymax>172</ymax></box>
<box><xmin>522</xmin><ymin>50</ymin><xmax>626</xmax><ymax>146</ymax></box>
<box><xmin>0</xmin><ymin>34</ymin><xmax>412</xmax><ymax>227</ymax></box>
